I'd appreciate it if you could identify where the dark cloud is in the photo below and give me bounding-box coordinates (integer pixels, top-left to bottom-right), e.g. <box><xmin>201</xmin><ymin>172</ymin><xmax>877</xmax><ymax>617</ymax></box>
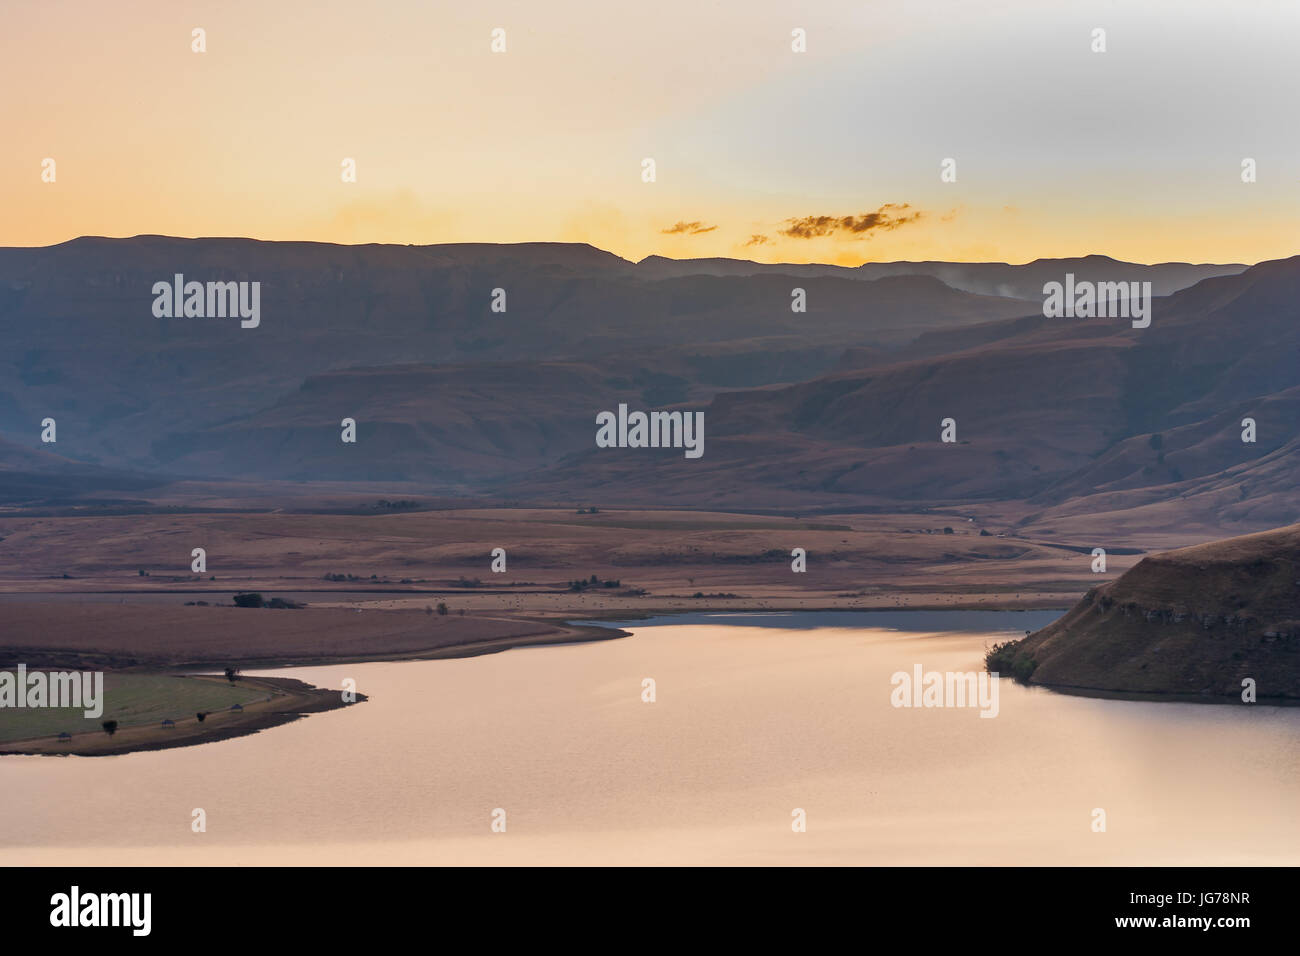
<box><xmin>744</xmin><ymin>234</ymin><xmax>769</xmax><ymax>246</ymax></box>
<box><xmin>779</xmin><ymin>203</ymin><xmax>922</xmax><ymax>240</ymax></box>
<box><xmin>661</xmin><ymin>221</ymin><xmax>718</xmax><ymax>235</ymax></box>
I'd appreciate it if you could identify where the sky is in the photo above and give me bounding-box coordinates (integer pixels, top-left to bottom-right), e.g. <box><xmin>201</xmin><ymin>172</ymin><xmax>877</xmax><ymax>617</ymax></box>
<box><xmin>2</xmin><ymin>0</ymin><xmax>1298</xmax><ymax>264</ymax></box>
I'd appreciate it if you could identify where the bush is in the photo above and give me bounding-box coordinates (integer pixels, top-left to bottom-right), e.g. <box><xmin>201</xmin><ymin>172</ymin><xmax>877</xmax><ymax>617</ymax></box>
<box><xmin>985</xmin><ymin>640</ymin><xmax>1038</xmax><ymax>685</ymax></box>
<box><xmin>1011</xmin><ymin>655</ymin><xmax>1038</xmax><ymax>683</ymax></box>
<box><xmin>232</xmin><ymin>592</ymin><xmax>264</xmax><ymax>608</ymax></box>
<box><xmin>102</xmin><ymin>720</ymin><xmax>118</xmax><ymax>736</ymax></box>
<box><xmin>569</xmin><ymin>576</ymin><xmax>621</xmax><ymax>592</ymax></box>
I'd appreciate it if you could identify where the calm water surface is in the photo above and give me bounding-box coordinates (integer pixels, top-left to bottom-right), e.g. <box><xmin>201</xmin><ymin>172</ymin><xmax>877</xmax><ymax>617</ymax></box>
<box><xmin>2</xmin><ymin>612</ymin><xmax>1297</xmax><ymax>865</ymax></box>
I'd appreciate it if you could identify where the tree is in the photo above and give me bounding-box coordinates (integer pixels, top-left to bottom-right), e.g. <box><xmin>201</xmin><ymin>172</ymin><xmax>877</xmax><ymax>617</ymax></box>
<box><xmin>437</xmin><ymin>602</ymin><xmax>448</xmax><ymax>615</ymax></box>
<box><xmin>233</xmin><ymin>592</ymin><xmax>264</xmax><ymax>608</ymax></box>
<box><xmin>102</xmin><ymin>720</ymin><xmax>118</xmax><ymax>736</ymax></box>
<box><xmin>224</xmin><ymin>666</ymin><xmax>241</xmax><ymax>684</ymax></box>
<box><xmin>196</xmin><ymin>712</ymin><xmax>206</xmax><ymax>722</ymax></box>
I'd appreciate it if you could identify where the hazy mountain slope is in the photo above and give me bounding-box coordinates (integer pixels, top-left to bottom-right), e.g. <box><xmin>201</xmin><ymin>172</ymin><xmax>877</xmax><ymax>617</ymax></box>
<box><xmin>513</xmin><ymin>257</ymin><xmax>1298</xmax><ymax>514</ymax></box>
<box><xmin>0</xmin><ymin>435</ymin><xmax>161</xmax><ymax>505</ymax></box>
<box><xmin>0</xmin><ymin>237</ymin><xmax>1031</xmax><ymax>470</ymax></box>
<box><xmin>151</xmin><ymin>361</ymin><xmax>651</xmax><ymax>485</ymax></box>
<box><xmin>635</xmin><ymin>252</ymin><xmax>1246</xmax><ymax>298</ymax></box>
<box><xmin>1011</xmin><ymin>436</ymin><xmax>1299</xmax><ymax>540</ymax></box>
<box><xmin>0</xmin><ymin>238</ymin><xmax>1289</xmax><ymax>530</ymax></box>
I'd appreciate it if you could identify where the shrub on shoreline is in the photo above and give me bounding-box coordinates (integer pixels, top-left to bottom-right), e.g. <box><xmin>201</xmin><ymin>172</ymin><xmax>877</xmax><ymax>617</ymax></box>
<box><xmin>985</xmin><ymin>639</ymin><xmax>1038</xmax><ymax>684</ymax></box>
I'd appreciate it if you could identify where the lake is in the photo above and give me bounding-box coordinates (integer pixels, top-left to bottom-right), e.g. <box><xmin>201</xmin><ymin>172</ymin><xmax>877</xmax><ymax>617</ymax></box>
<box><xmin>2</xmin><ymin>611</ymin><xmax>1297</xmax><ymax>865</ymax></box>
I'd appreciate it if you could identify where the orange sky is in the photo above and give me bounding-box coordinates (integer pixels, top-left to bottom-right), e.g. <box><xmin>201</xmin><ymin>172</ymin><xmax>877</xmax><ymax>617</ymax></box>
<box><xmin>3</xmin><ymin>0</ymin><xmax>1297</xmax><ymax>264</ymax></box>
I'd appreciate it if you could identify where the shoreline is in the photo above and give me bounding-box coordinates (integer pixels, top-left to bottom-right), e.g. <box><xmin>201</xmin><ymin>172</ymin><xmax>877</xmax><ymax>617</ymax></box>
<box><xmin>1021</xmin><ymin>680</ymin><xmax>1300</xmax><ymax>707</ymax></box>
<box><xmin>0</xmin><ymin>675</ymin><xmax>366</xmax><ymax>758</ymax></box>
<box><xmin>4</xmin><ymin>603</ymin><xmax>1277</xmax><ymax>759</ymax></box>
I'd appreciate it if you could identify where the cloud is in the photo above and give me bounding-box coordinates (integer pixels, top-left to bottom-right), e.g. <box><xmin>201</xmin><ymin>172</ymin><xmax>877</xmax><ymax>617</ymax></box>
<box><xmin>661</xmin><ymin>220</ymin><xmax>718</xmax><ymax>235</ymax></box>
<box><xmin>743</xmin><ymin>234</ymin><xmax>769</xmax><ymax>246</ymax></box>
<box><xmin>779</xmin><ymin>203</ymin><xmax>922</xmax><ymax>240</ymax></box>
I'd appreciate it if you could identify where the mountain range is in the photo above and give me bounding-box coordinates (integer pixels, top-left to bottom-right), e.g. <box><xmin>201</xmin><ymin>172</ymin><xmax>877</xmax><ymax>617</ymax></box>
<box><xmin>0</xmin><ymin>237</ymin><xmax>1292</xmax><ymax>536</ymax></box>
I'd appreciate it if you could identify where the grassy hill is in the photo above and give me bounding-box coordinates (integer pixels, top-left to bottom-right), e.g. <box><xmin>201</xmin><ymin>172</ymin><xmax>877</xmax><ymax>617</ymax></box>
<box><xmin>989</xmin><ymin>523</ymin><xmax>1300</xmax><ymax>700</ymax></box>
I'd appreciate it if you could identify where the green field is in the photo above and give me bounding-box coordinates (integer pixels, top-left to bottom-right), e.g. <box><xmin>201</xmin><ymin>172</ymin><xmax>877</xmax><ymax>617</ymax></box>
<box><xmin>0</xmin><ymin>673</ymin><xmax>266</xmax><ymax>743</ymax></box>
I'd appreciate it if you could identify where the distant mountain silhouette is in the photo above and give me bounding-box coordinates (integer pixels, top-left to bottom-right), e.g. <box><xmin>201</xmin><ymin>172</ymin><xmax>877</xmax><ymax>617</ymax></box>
<box><xmin>636</xmin><ymin>252</ymin><xmax>1246</xmax><ymax>299</ymax></box>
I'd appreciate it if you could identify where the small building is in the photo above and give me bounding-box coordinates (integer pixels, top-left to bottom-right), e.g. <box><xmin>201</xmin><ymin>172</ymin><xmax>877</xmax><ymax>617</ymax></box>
<box><xmin>230</xmin><ymin>703</ymin><xmax>243</xmax><ymax>712</ymax></box>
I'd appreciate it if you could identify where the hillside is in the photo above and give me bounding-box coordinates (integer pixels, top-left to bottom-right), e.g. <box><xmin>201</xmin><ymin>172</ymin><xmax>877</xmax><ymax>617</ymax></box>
<box><xmin>513</xmin><ymin>256</ymin><xmax>1299</xmax><ymax>524</ymax></box>
<box><xmin>0</xmin><ymin>239</ymin><xmax>1292</xmax><ymax>537</ymax></box>
<box><xmin>990</xmin><ymin>524</ymin><xmax>1300</xmax><ymax>700</ymax></box>
<box><xmin>0</xmin><ymin>236</ymin><xmax>1030</xmax><ymax>470</ymax></box>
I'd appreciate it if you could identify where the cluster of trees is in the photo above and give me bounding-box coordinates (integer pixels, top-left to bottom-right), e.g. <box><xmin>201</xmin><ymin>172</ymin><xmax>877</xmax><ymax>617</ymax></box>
<box><xmin>568</xmin><ymin>574</ymin><xmax>621</xmax><ymax>592</ymax></box>
<box><xmin>985</xmin><ymin>641</ymin><xmax>1038</xmax><ymax>684</ymax></box>
<box><xmin>232</xmin><ymin>593</ymin><xmax>303</xmax><ymax>609</ymax></box>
